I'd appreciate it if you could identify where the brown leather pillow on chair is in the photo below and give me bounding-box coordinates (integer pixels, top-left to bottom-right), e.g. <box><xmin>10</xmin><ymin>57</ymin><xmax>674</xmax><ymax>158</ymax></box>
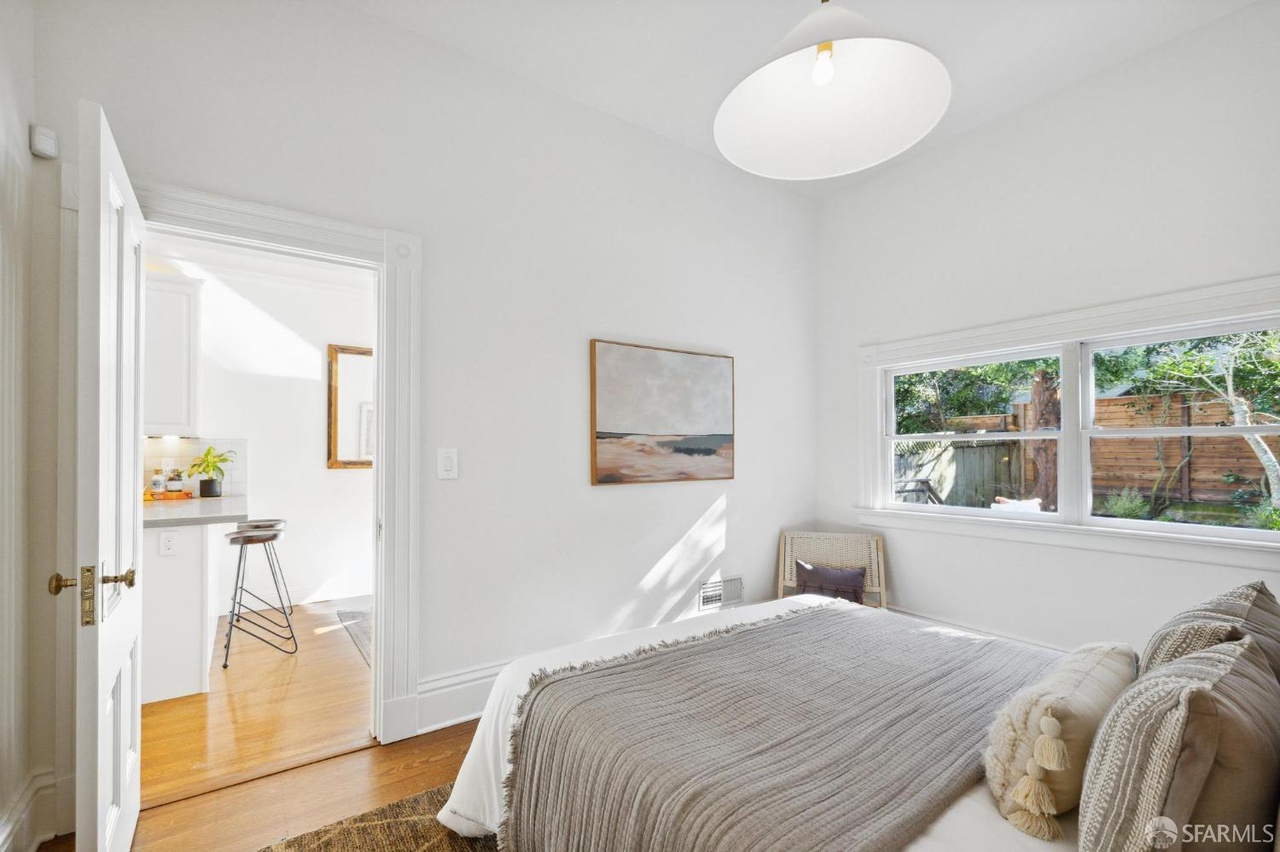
<box><xmin>794</xmin><ymin>560</ymin><xmax>865</xmax><ymax>604</ymax></box>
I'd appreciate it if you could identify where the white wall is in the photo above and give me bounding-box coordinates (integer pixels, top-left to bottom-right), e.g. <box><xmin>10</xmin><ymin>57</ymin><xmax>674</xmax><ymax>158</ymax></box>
<box><xmin>196</xmin><ymin>267</ymin><xmax>378</xmax><ymax>608</ymax></box>
<box><xmin>815</xmin><ymin>1</ymin><xmax>1280</xmax><ymax>651</ymax></box>
<box><xmin>0</xmin><ymin>0</ymin><xmax>37</xmax><ymax>848</ymax></box>
<box><xmin>29</xmin><ymin>0</ymin><xmax>819</xmax><ymax>737</ymax></box>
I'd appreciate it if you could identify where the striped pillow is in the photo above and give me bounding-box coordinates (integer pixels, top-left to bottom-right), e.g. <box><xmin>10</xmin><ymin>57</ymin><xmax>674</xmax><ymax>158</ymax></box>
<box><xmin>1079</xmin><ymin>635</ymin><xmax>1280</xmax><ymax>852</ymax></box>
<box><xmin>1141</xmin><ymin>581</ymin><xmax>1280</xmax><ymax>676</ymax></box>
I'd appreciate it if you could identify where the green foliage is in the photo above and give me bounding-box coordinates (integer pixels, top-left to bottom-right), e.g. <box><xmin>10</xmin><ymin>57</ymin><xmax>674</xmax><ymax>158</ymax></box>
<box><xmin>894</xmin><ymin>357</ymin><xmax>1059</xmax><ymax>434</ymax></box>
<box><xmin>1096</xmin><ymin>330</ymin><xmax>1280</xmax><ymax>423</ymax></box>
<box><xmin>1243</xmin><ymin>503</ymin><xmax>1280</xmax><ymax>531</ymax></box>
<box><xmin>1098</xmin><ymin>487</ymin><xmax>1149</xmax><ymax>520</ymax></box>
<box><xmin>187</xmin><ymin>445</ymin><xmax>235</xmax><ymax>482</ymax></box>
<box><xmin>1223</xmin><ymin>470</ymin><xmax>1270</xmax><ymax>507</ymax></box>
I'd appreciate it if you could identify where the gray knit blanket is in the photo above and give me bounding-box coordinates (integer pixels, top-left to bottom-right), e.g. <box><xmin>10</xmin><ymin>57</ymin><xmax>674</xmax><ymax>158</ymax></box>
<box><xmin>501</xmin><ymin>604</ymin><xmax>1059</xmax><ymax>852</ymax></box>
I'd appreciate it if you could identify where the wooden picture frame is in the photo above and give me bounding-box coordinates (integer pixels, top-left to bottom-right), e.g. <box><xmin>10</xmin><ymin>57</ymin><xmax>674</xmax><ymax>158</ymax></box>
<box><xmin>328</xmin><ymin>343</ymin><xmax>374</xmax><ymax>469</ymax></box>
<box><xmin>590</xmin><ymin>339</ymin><xmax>734</xmax><ymax>485</ymax></box>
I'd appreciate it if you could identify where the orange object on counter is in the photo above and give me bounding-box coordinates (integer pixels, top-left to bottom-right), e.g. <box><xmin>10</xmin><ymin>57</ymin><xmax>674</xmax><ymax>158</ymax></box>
<box><xmin>143</xmin><ymin>490</ymin><xmax>196</xmax><ymax>501</ymax></box>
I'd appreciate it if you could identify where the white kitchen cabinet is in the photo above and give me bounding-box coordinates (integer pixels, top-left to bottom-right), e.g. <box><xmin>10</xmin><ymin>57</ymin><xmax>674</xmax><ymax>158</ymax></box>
<box><xmin>143</xmin><ymin>276</ymin><xmax>201</xmax><ymax>436</ymax></box>
<box><xmin>140</xmin><ymin>497</ymin><xmax>249</xmax><ymax>703</ymax></box>
<box><xmin>140</xmin><ymin>524</ymin><xmax>210</xmax><ymax>703</ymax></box>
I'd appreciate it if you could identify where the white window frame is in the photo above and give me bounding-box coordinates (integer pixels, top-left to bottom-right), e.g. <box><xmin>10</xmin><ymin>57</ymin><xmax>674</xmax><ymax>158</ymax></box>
<box><xmin>856</xmin><ymin>274</ymin><xmax>1280</xmax><ymax>551</ymax></box>
<box><xmin>883</xmin><ymin>345</ymin><xmax>1073</xmax><ymax>523</ymax></box>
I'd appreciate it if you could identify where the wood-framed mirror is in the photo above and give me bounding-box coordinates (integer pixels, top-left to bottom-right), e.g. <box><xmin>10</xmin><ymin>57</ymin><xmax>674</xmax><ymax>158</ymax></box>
<box><xmin>327</xmin><ymin>343</ymin><xmax>374</xmax><ymax>469</ymax></box>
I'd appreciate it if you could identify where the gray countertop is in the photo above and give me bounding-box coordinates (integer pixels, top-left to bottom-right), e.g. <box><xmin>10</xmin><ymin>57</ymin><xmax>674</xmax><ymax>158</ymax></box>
<box><xmin>142</xmin><ymin>495</ymin><xmax>250</xmax><ymax>529</ymax></box>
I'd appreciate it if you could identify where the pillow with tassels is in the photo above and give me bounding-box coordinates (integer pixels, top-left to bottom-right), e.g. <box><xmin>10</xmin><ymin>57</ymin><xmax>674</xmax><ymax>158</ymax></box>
<box><xmin>984</xmin><ymin>641</ymin><xmax>1137</xmax><ymax>841</ymax></box>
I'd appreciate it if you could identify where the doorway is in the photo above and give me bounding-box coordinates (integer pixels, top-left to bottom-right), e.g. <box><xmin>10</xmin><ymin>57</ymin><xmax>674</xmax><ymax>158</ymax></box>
<box><xmin>136</xmin><ymin>233</ymin><xmax>380</xmax><ymax>807</ymax></box>
<box><xmin>51</xmin><ymin>112</ymin><xmax>422</xmax><ymax>849</ymax></box>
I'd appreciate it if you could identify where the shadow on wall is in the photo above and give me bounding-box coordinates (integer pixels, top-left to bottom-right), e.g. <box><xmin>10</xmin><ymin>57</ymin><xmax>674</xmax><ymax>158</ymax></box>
<box><xmin>604</xmin><ymin>494</ymin><xmax>728</xmax><ymax>634</ymax></box>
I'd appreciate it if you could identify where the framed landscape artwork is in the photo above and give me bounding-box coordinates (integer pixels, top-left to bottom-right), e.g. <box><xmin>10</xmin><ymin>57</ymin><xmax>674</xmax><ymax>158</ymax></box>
<box><xmin>590</xmin><ymin>339</ymin><xmax>734</xmax><ymax>485</ymax></box>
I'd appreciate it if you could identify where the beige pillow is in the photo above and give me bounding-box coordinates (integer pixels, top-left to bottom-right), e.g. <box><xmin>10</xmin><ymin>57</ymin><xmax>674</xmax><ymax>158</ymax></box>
<box><xmin>985</xmin><ymin>641</ymin><xmax>1137</xmax><ymax>840</ymax></box>
<box><xmin>1079</xmin><ymin>635</ymin><xmax>1280</xmax><ymax>852</ymax></box>
<box><xmin>1142</xmin><ymin>581</ymin><xmax>1280</xmax><ymax>676</ymax></box>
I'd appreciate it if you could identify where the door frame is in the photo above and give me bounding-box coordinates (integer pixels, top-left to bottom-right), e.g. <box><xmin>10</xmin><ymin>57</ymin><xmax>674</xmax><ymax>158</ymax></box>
<box><xmin>53</xmin><ymin>175</ymin><xmax>423</xmax><ymax>830</ymax></box>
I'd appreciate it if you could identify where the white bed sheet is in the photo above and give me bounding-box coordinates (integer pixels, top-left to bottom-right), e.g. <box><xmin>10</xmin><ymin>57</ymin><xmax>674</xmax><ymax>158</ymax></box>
<box><xmin>437</xmin><ymin>595</ymin><xmax>1076</xmax><ymax>851</ymax></box>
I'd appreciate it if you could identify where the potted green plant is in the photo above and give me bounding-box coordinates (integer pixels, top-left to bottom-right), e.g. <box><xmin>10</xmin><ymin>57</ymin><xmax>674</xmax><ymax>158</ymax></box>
<box><xmin>187</xmin><ymin>446</ymin><xmax>235</xmax><ymax>498</ymax></box>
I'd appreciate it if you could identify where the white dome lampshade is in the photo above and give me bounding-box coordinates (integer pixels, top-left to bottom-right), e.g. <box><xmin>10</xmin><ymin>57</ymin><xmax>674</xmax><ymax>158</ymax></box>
<box><xmin>714</xmin><ymin>1</ymin><xmax>951</xmax><ymax>181</ymax></box>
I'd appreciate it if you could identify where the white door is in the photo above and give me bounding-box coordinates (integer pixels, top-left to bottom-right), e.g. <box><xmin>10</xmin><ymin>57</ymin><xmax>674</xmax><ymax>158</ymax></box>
<box><xmin>75</xmin><ymin>101</ymin><xmax>146</xmax><ymax>852</ymax></box>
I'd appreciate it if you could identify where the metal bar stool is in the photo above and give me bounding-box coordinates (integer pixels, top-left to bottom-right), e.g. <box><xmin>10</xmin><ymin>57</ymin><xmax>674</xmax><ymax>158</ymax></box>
<box><xmin>236</xmin><ymin>519</ymin><xmax>293</xmax><ymax>615</ymax></box>
<box><xmin>222</xmin><ymin>526</ymin><xmax>298</xmax><ymax>668</ymax></box>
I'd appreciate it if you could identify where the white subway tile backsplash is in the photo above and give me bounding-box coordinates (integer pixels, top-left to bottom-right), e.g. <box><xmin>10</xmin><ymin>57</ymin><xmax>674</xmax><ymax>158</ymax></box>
<box><xmin>143</xmin><ymin>436</ymin><xmax>248</xmax><ymax>496</ymax></box>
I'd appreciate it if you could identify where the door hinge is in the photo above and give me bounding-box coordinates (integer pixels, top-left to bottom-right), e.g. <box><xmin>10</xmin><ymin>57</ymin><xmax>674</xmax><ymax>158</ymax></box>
<box><xmin>80</xmin><ymin>564</ymin><xmax>95</xmax><ymax>626</ymax></box>
<box><xmin>377</xmin><ymin>519</ymin><xmax>383</xmax><ymax>541</ymax></box>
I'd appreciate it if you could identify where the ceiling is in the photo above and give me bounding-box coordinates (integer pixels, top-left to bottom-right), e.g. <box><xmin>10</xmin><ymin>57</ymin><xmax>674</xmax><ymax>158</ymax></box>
<box><xmin>339</xmin><ymin>0</ymin><xmax>1255</xmax><ymax>194</ymax></box>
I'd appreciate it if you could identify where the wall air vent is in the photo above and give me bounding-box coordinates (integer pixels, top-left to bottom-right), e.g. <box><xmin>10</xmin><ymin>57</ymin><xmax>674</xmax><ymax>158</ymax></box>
<box><xmin>698</xmin><ymin>576</ymin><xmax>744</xmax><ymax>611</ymax></box>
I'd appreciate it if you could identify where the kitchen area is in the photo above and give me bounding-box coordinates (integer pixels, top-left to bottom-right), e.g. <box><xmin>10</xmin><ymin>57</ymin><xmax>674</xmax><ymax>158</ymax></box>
<box><xmin>141</xmin><ymin>439</ymin><xmax>249</xmax><ymax>703</ymax></box>
<box><xmin>137</xmin><ymin>232</ymin><xmax>379</xmax><ymax>806</ymax></box>
<box><xmin>140</xmin><ymin>270</ymin><xmax>254</xmax><ymax>704</ymax></box>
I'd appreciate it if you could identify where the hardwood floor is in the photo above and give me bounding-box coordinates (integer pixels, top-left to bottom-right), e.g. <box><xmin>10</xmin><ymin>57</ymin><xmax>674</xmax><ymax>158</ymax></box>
<box><xmin>141</xmin><ymin>597</ymin><xmax>375</xmax><ymax>809</ymax></box>
<box><xmin>38</xmin><ymin>720</ymin><xmax>479</xmax><ymax>852</ymax></box>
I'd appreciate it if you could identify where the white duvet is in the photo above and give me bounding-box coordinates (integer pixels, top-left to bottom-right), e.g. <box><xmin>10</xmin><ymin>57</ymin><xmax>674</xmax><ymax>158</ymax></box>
<box><xmin>438</xmin><ymin>595</ymin><xmax>1077</xmax><ymax>850</ymax></box>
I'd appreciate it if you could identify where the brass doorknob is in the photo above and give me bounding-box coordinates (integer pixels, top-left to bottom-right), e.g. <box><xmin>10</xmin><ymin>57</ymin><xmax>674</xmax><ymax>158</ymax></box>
<box><xmin>48</xmin><ymin>572</ymin><xmax>78</xmax><ymax>595</ymax></box>
<box><xmin>103</xmin><ymin>568</ymin><xmax>137</xmax><ymax>588</ymax></box>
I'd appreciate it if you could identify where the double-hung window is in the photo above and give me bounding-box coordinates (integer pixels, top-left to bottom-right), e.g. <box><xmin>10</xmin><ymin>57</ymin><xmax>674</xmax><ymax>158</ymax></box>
<box><xmin>879</xmin><ymin>315</ymin><xmax>1280</xmax><ymax>541</ymax></box>
<box><xmin>1084</xmin><ymin>323</ymin><xmax>1280</xmax><ymax>536</ymax></box>
<box><xmin>890</xmin><ymin>353</ymin><xmax>1065</xmax><ymax>515</ymax></box>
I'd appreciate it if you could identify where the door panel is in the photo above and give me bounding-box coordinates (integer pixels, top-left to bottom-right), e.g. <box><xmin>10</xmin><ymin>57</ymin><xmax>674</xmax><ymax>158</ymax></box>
<box><xmin>76</xmin><ymin>101</ymin><xmax>145</xmax><ymax>852</ymax></box>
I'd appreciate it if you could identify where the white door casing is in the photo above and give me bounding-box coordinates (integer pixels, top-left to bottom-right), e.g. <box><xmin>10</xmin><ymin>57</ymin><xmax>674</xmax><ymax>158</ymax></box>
<box><xmin>50</xmin><ymin>144</ymin><xmax>423</xmax><ymax>841</ymax></box>
<box><xmin>132</xmin><ymin>184</ymin><xmax>424</xmax><ymax>743</ymax></box>
<box><xmin>75</xmin><ymin>101</ymin><xmax>145</xmax><ymax>852</ymax></box>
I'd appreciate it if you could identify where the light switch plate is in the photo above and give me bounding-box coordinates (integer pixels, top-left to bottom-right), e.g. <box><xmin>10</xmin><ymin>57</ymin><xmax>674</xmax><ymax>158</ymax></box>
<box><xmin>437</xmin><ymin>448</ymin><xmax>458</xmax><ymax>480</ymax></box>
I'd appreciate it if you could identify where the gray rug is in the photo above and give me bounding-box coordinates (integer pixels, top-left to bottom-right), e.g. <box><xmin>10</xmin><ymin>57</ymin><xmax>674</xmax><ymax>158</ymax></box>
<box><xmin>337</xmin><ymin>609</ymin><xmax>372</xmax><ymax>666</ymax></box>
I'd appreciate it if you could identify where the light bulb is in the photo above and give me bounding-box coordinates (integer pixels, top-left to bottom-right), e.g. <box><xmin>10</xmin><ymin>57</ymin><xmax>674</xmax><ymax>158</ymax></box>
<box><xmin>812</xmin><ymin>43</ymin><xmax>834</xmax><ymax>86</ymax></box>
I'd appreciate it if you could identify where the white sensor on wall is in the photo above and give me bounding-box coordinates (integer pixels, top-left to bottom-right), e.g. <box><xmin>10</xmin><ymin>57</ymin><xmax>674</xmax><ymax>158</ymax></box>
<box><xmin>29</xmin><ymin>125</ymin><xmax>58</xmax><ymax>159</ymax></box>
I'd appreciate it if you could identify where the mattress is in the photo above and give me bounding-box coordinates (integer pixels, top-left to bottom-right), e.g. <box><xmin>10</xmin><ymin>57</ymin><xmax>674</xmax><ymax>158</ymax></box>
<box><xmin>438</xmin><ymin>595</ymin><xmax>1077</xmax><ymax>850</ymax></box>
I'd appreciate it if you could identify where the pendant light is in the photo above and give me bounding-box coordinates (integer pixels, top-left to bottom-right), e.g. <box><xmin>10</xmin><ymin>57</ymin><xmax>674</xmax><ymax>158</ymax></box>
<box><xmin>714</xmin><ymin>0</ymin><xmax>951</xmax><ymax>181</ymax></box>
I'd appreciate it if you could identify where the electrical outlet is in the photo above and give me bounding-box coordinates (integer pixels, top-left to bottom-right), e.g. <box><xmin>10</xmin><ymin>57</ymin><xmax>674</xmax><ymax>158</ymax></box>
<box><xmin>159</xmin><ymin>531</ymin><xmax>178</xmax><ymax>556</ymax></box>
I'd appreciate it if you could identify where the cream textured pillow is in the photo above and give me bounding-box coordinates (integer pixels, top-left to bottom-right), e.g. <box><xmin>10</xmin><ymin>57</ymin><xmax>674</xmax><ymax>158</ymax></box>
<box><xmin>1079</xmin><ymin>635</ymin><xmax>1280</xmax><ymax>852</ymax></box>
<box><xmin>985</xmin><ymin>641</ymin><xmax>1137</xmax><ymax>840</ymax></box>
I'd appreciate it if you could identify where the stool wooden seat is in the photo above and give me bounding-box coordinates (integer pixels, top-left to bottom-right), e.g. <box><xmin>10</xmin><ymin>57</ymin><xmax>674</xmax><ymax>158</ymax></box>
<box><xmin>238</xmin><ymin>519</ymin><xmax>287</xmax><ymax>530</ymax></box>
<box><xmin>236</xmin><ymin>519</ymin><xmax>293</xmax><ymax>615</ymax></box>
<box><xmin>222</xmin><ymin>526</ymin><xmax>297</xmax><ymax>667</ymax></box>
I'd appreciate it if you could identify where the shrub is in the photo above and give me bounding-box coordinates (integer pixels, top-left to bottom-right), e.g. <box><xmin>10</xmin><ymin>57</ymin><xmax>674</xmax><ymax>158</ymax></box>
<box><xmin>1099</xmin><ymin>487</ymin><xmax>1148</xmax><ymax>520</ymax></box>
<box><xmin>1243</xmin><ymin>503</ymin><xmax>1280</xmax><ymax>532</ymax></box>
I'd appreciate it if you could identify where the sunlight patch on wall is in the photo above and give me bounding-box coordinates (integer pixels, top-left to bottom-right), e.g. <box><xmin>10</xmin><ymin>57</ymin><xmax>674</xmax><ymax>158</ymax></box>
<box><xmin>174</xmin><ymin>260</ymin><xmax>321</xmax><ymax>381</ymax></box>
<box><xmin>604</xmin><ymin>494</ymin><xmax>728</xmax><ymax>634</ymax></box>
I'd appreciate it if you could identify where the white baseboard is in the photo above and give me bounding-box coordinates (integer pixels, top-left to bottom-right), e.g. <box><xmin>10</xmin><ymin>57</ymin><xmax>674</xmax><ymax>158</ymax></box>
<box><xmin>417</xmin><ymin>660</ymin><xmax>509</xmax><ymax>734</ymax></box>
<box><xmin>0</xmin><ymin>772</ymin><xmax>57</xmax><ymax>852</ymax></box>
<box><xmin>378</xmin><ymin>694</ymin><xmax>419</xmax><ymax>744</ymax></box>
<box><xmin>53</xmin><ymin>774</ymin><xmax>72</xmax><ymax>839</ymax></box>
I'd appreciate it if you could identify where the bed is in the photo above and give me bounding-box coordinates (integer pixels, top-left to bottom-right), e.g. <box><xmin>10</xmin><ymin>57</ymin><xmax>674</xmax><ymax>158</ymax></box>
<box><xmin>438</xmin><ymin>595</ymin><xmax>1079</xmax><ymax>851</ymax></box>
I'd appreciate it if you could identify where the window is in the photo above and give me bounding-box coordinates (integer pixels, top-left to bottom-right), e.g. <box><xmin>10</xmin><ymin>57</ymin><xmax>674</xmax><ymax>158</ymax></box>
<box><xmin>1087</xmin><ymin>328</ymin><xmax>1280</xmax><ymax>533</ymax></box>
<box><xmin>891</xmin><ymin>356</ymin><xmax>1061</xmax><ymax>512</ymax></box>
<box><xmin>879</xmin><ymin>320</ymin><xmax>1280</xmax><ymax>539</ymax></box>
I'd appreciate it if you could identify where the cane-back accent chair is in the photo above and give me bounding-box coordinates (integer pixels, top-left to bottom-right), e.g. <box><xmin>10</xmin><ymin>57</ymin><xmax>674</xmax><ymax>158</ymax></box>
<box><xmin>777</xmin><ymin>530</ymin><xmax>887</xmax><ymax>608</ymax></box>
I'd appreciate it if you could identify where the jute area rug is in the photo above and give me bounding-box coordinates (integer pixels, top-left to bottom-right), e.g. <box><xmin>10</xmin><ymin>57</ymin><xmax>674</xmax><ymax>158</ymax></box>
<box><xmin>260</xmin><ymin>782</ymin><xmax>496</xmax><ymax>851</ymax></box>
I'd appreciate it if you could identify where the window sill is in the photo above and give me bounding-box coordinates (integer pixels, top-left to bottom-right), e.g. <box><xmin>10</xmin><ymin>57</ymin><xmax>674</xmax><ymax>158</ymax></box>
<box><xmin>851</xmin><ymin>508</ymin><xmax>1280</xmax><ymax>571</ymax></box>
